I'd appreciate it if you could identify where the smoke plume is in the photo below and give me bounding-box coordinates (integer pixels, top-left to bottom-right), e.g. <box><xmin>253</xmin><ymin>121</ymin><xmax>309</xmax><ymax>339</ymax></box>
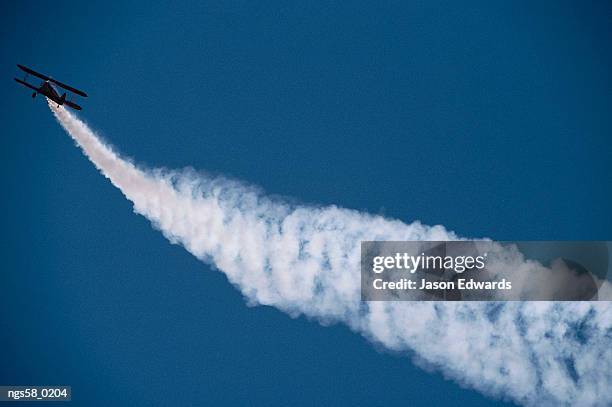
<box><xmin>50</xmin><ymin>102</ymin><xmax>611</xmax><ymax>406</ymax></box>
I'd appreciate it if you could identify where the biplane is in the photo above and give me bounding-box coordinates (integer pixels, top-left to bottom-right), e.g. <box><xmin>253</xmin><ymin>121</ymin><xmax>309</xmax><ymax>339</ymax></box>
<box><xmin>14</xmin><ymin>64</ymin><xmax>87</xmax><ymax>110</ymax></box>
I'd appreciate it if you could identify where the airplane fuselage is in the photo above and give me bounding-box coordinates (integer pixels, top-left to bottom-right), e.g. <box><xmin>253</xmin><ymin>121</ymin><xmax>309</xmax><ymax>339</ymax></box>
<box><xmin>37</xmin><ymin>81</ymin><xmax>64</xmax><ymax>104</ymax></box>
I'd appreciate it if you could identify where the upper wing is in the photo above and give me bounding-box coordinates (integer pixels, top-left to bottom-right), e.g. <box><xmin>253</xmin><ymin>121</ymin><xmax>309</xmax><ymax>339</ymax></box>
<box><xmin>14</xmin><ymin>78</ymin><xmax>40</xmax><ymax>92</ymax></box>
<box><xmin>48</xmin><ymin>78</ymin><xmax>88</xmax><ymax>97</ymax></box>
<box><xmin>17</xmin><ymin>64</ymin><xmax>88</xmax><ymax>97</ymax></box>
<box><xmin>17</xmin><ymin>64</ymin><xmax>50</xmax><ymax>81</ymax></box>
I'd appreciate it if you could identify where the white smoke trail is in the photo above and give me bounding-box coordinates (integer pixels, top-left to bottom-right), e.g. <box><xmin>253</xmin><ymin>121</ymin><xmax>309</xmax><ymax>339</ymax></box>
<box><xmin>50</xmin><ymin>103</ymin><xmax>611</xmax><ymax>406</ymax></box>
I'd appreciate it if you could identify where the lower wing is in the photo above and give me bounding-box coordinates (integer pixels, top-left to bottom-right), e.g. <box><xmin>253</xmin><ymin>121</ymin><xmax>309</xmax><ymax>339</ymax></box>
<box><xmin>14</xmin><ymin>78</ymin><xmax>39</xmax><ymax>92</ymax></box>
<box><xmin>64</xmin><ymin>100</ymin><xmax>82</xmax><ymax>111</ymax></box>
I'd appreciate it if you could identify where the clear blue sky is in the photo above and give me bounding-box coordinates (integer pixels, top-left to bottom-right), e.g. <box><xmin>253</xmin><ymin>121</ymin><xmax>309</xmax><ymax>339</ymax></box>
<box><xmin>2</xmin><ymin>1</ymin><xmax>611</xmax><ymax>405</ymax></box>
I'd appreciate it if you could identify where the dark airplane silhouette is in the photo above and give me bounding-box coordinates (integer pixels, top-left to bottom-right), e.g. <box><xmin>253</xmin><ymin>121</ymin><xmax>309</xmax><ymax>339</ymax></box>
<box><xmin>14</xmin><ymin>64</ymin><xmax>87</xmax><ymax>110</ymax></box>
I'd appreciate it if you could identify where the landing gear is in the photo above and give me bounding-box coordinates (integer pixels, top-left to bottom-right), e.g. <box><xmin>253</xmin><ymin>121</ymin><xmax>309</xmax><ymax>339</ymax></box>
<box><xmin>32</xmin><ymin>92</ymin><xmax>36</xmax><ymax>98</ymax></box>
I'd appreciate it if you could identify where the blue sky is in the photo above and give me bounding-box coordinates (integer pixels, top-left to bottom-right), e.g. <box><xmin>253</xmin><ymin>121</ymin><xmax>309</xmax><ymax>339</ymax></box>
<box><xmin>2</xmin><ymin>1</ymin><xmax>611</xmax><ymax>405</ymax></box>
